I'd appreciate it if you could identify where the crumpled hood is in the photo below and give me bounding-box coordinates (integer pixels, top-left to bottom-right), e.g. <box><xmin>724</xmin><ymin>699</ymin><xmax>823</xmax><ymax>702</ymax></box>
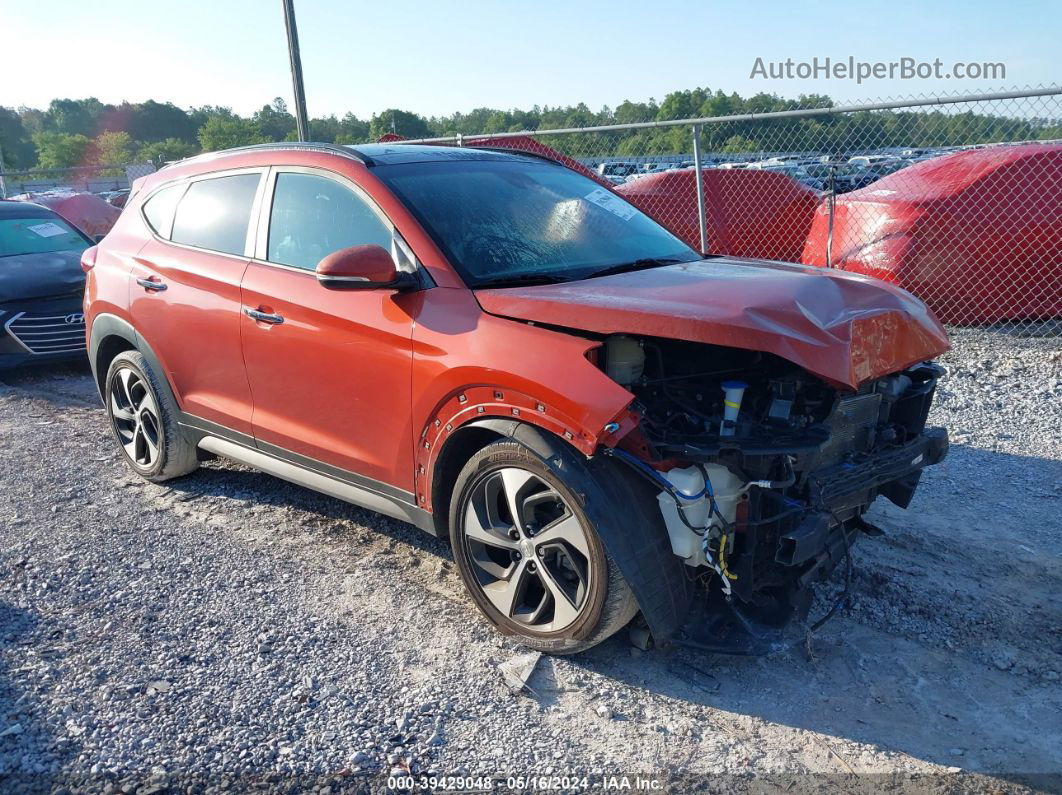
<box><xmin>0</xmin><ymin>250</ymin><xmax>86</xmax><ymax>304</ymax></box>
<box><xmin>475</xmin><ymin>258</ymin><xmax>950</xmax><ymax>390</ymax></box>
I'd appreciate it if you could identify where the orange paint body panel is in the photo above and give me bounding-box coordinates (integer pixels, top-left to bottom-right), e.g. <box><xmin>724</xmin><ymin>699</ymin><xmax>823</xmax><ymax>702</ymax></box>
<box><xmin>409</xmin><ymin>287</ymin><xmax>636</xmax><ymax>509</ymax></box>
<box><xmin>240</xmin><ymin>262</ymin><xmax>417</xmax><ymax>488</ymax></box>
<box><xmin>129</xmin><ymin>239</ymin><xmax>254</xmax><ymax>435</ymax></box>
<box><xmin>476</xmin><ymin>258</ymin><xmax>950</xmax><ymax>391</ymax></box>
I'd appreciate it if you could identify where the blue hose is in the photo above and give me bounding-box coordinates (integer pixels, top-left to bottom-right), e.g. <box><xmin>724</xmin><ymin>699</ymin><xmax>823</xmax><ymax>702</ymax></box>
<box><xmin>607</xmin><ymin>448</ymin><xmax>713</xmax><ymax>500</ymax></box>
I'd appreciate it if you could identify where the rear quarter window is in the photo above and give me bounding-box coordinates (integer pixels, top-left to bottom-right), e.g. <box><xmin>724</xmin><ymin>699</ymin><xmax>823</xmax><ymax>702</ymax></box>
<box><xmin>170</xmin><ymin>173</ymin><xmax>261</xmax><ymax>256</ymax></box>
<box><xmin>141</xmin><ymin>183</ymin><xmax>185</xmax><ymax>238</ymax></box>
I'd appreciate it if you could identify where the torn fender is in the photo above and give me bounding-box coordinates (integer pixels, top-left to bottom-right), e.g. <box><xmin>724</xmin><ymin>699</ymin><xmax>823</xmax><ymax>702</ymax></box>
<box><xmin>476</xmin><ymin>258</ymin><xmax>950</xmax><ymax>390</ymax></box>
<box><xmin>410</xmin><ymin>287</ymin><xmax>638</xmax><ymax>510</ymax></box>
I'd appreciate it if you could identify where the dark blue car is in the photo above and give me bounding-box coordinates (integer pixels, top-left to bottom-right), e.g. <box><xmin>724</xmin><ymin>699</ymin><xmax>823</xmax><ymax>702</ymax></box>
<box><xmin>0</xmin><ymin>200</ymin><xmax>92</xmax><ymax>369</ymax></box>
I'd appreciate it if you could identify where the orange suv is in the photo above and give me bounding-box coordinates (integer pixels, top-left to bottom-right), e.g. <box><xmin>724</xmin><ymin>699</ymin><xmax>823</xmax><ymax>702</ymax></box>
<box><xmin>83</xmin><ymin>143</ymin><xmax>949</xmax><ymax>654</ymax></box>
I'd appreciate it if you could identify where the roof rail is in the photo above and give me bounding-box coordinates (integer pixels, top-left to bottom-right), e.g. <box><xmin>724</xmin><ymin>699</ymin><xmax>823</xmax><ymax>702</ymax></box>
<box><xmin>161</xmin><ymin>141</ymin><xmax>368</xmax><ymax>171</ymax></box>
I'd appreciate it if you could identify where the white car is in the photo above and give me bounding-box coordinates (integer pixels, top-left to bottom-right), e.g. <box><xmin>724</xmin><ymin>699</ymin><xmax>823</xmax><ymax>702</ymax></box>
<box><xmin>847</xmin><ymin>154</ymin><xmax>895</xmax><ymax>168</ymax></box>
<box><xmin>596</xmin><ymin>162</ymin><xmax>640</xmax><ymax>184</ymax></box>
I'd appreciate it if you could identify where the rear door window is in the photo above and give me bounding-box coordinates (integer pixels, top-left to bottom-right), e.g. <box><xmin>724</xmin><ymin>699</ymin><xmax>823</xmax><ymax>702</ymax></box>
<box><xmin>171</xmin><ymin>173</ymin><xmax>261</xmax><ymax>256</ymax></box>
<box><xmin>266</xmin><ymin>172</ymin><xmax>392</xmax><ymax>271</ymax></box>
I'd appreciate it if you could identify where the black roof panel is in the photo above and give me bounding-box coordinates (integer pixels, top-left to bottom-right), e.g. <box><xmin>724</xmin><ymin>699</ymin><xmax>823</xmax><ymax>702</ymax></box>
<box><xmin>347</xmin><ymin>143</ymin><xmax>538</xmax><ymax>166</ymax></box>
<box><xmin>0</xmin><ymin>200</ymin><xmax>57</xmax><ymax>219</ymax></box>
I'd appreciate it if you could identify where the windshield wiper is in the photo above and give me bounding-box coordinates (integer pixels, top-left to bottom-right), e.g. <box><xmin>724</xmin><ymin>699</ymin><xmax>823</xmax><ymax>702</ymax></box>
<box><xmin>474</xmin><ymin>273</ymin><xmax>572</xmax><ymax>289</ymax></box>
<box><xmin>584</xmin><ymin>256</ymin><xmax>692</xmax><ymax>280</ymax></box>
<box><xmin>473</xmin><ymin>254</ymin><xmax>708</xmax><ymax>288</ymax></box>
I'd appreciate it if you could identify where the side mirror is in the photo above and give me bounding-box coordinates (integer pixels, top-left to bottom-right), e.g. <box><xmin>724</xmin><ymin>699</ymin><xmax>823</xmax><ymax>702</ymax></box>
<box><xmin>315</xmin><ymin>244</ymin><xmax>416</xmax><ymax>291</ymax></box>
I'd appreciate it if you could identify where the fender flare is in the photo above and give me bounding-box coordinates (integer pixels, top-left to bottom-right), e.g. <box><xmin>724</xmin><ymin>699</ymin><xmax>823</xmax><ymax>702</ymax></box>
<box><xmin>414</xmin><ymin>385</ymin><xmax>606</xmax><ymax>512</ymax></box>
<box><xmin>88</xmin><ymin>313</ymin><xmax>178</xmax><ymax>409</ymax></box>
<box><xmin>435</xmin><ymin>416</ymin><xmax>696</xmax><ymax>646</ymax></box>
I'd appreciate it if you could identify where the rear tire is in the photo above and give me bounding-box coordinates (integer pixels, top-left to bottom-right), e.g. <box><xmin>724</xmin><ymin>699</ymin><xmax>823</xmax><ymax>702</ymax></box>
<box><xmin>104</xmin><ymin>350</ymin><xmax>198</xmax><ymax>483</ymax></box>
<box><xmin>449</xmin><ymin>439</ymin><xmax>639</xmax><ymax>654</ymax></box>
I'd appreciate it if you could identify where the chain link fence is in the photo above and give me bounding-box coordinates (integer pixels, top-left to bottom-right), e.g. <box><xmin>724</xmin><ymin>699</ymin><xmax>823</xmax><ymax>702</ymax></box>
<box><xmin>0</xmin><ymin>162</ymin><xmax>156</xmax><ymax>200</ymax></box>
<box><xmin>399</xmin><ymin>86</ymin><xmax>1061</xmax><ymax>333</ymax></box>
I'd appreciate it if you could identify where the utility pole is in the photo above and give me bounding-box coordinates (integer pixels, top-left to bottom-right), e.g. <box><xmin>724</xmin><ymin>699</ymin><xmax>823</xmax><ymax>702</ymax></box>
<box><xmin>282</xmin><ymin>0</ymin><xmax>310</xmax><ymax>141</ymax></box>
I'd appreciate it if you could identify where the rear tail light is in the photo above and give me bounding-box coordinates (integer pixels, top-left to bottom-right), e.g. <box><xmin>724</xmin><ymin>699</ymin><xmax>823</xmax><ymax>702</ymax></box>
<box><xmin>80</xmin><ymin>246</ymin><xmax>98</xmax><ymax>273</ymax></box>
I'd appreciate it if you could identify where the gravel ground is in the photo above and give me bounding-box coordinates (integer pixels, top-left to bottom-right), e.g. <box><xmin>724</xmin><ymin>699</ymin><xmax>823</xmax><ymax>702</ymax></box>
<box><xmin>0</xmin><ymin>328</ymin><xmax>1059</xmax><ymax>793</ymax></box>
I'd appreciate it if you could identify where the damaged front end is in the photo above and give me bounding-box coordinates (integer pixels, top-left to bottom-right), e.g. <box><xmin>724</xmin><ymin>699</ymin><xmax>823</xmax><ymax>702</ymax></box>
<box><xmin>599</xmin><ymin>334</ymin><xmax>949</xmax><ymax>654</ymax></box>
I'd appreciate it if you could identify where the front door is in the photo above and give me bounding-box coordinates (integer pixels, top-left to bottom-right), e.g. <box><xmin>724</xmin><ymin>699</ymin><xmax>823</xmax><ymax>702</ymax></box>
<box><xmin>240</xmin><ymin>168</ymin><xmax>417</xmax><ymax>491</ymax></box>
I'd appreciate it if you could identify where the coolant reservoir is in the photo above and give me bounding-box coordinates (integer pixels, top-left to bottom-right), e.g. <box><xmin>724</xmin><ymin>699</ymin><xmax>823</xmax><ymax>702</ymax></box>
<box><xmin>604</xmin><ymin>335</ymin><xmax>645</xmax><ymax>386</ymax></box>
<box><xmin>657</xmin><ymin>464</ymin><xmax>746</xmax><ymax>567</ymax></box>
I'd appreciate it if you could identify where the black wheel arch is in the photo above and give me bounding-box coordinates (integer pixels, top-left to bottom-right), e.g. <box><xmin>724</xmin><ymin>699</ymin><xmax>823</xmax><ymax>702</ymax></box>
<box><xmin>436</xmin><ymin>418</ymin><xmax>697</xmax><ymax>646</ymax></box>
<box><xmin>89</xmin><ymin>313</ymin><xmax>179</xmax><ymax>411</ymax></box>
<box><xmin>431</xmin><ymin>420</ymin><xmax>510</xmax><ymax>538</ymax></box>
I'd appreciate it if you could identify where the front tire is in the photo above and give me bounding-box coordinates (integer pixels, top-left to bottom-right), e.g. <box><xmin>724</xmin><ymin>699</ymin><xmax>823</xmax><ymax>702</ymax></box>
<box><xmin>449</xmin><ymin>440</ymin><xmax>639</xmax><ymax>654</ymax></box>
<box><xmin>105</xmin><ymin>350</ymin><xmax>198</xmax><ymax>483</ymax></box>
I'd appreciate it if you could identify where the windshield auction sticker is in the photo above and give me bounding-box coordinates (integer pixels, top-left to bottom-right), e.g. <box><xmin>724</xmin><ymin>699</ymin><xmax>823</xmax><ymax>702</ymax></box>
<box><xmin>26</xmin><ymin>222</ymin><xmax>69</xmax><ymax>238</ymax></box>
<box><xmin>584</xmin><ymin>188</ymin><xmax>637</xmax><ymax>220</ymax></box>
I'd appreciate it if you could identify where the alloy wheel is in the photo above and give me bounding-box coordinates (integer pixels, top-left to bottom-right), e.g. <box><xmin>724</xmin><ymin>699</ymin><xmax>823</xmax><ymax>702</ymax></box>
<box><xmin>462</xmin><ymin>467</ymin><xmax>592</xmax><ymax>632</ymax></box>
<box><xmin>109</xmin><ymin>367</ymin><xmax>162</xmax><ymax>469</ymax></box>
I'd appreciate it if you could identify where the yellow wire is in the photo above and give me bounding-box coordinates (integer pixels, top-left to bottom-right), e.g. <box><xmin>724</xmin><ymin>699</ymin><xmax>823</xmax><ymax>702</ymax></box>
<box><xmin>718</xmin><ymin>533</ymin><xmax>738</xmax><ymax>580</ymax></box>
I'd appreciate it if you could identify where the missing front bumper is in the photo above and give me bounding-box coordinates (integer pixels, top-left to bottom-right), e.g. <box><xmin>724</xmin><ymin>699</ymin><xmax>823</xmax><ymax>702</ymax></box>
<box><xmin>776</xmin><ymin>427</ymin><xmax>949</xmax><ymax>567</ymax></box>
<box><xmin>809</xmin><ymin>427</ymin><xmax>949</xmax><ymax>507</ymax></box>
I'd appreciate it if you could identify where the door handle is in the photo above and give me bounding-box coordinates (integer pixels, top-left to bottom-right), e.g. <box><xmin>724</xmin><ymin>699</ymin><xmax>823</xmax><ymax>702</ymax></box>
<box><xmin>244</xmin><ymin>308</ymin><xmax>285</xmax><ymax>325</ymax></box>
<box><xmin>136</xmin><ymin>277</ymin><xmax>167</xmax><ymax>292</ymax></box>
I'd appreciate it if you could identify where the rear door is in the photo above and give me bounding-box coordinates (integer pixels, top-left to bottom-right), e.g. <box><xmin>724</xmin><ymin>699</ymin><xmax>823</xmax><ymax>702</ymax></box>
<box><xmin>130</xmin><ymin>169</ymin><xmax>266</xmax><ymax>436</ymax></box>
<box><xmin>239</xmin><ymin>166</ymin><xmax>417</xmax><ymax>490</ymax></box>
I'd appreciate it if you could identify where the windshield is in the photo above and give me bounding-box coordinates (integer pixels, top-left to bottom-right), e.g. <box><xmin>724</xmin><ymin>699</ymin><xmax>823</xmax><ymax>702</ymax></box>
<box><xmin>0</xmin><ymin>217</ymin><xmax>89</xmax><ymax>259</ymax></box>
<box><xmin>376</xmin><ymin>158</ymin><xmax>699</xmax><ymax>287</ymax></box>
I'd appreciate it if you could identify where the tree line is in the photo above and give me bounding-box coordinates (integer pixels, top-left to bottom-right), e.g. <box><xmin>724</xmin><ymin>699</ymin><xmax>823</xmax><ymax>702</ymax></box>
<box><xmin>2</xmin><ymin>90</ymin><xmax>1059</xmax><ymax>171</ymax></box>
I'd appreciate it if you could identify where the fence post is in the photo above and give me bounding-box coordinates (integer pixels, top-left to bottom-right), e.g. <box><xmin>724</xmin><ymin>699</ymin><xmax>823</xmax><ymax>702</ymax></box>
<box><xmin>825</xmin><ymin>176</ymin><xmax>836</xmax><ymax>267</ymax></box>
<box><xmin>691</xmin><ymin>124</ymin><xmax>708</xmax><ymax>256</ymax></box>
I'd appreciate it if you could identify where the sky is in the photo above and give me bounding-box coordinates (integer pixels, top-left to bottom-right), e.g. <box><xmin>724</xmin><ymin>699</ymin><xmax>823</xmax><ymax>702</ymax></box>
<box><xmin>3</xmin><ymin>0</ymin><xmax>1059</xmax><ymax>119</ymax></box>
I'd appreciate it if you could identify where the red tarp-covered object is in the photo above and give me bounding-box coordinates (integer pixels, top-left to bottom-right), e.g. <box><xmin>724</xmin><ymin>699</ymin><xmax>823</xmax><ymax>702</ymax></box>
<box><xmin>616</xmin><ymin>168</ymin><xmax>821</xmax><ymax>262</ymax></box>
<box><xmin>801</xmin><ymin>144</ymin><xmax>1062</xmax><ymax>323</ymax></box>
<box><xmin>32</xmin><ymin>193</ymin><xmax>120</xmax><ymax>240</ymax></box>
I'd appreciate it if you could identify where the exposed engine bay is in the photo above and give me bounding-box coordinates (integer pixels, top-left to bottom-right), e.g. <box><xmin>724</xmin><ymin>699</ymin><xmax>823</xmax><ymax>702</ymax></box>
<box><xmin>599</xmin><ymin>334</ymin><xmax>949</xmax><ymax>647</ymax></box>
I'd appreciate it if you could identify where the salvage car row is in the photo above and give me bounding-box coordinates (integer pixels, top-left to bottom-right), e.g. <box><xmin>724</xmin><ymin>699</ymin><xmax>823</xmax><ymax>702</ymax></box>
<box><xmin>594</xmin><ymin>145</ymin><xmax>991</xmax><ymax>190</ymax></box>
